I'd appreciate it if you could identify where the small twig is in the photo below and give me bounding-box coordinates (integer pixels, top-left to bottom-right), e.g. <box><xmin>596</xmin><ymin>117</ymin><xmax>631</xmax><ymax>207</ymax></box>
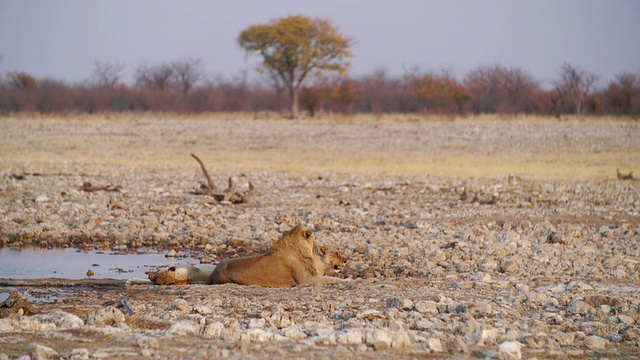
<box><xmin>79</xmin><ymin>182</ymin><xmax>121</xmax><ymax>192</ymax></box>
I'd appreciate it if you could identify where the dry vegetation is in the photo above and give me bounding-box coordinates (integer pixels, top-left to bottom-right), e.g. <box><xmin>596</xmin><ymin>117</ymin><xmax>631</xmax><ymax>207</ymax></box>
<box><xmin>0</xmin><ymin>114</ymin><xmax>639</xmax><ymax>359</ymax></box>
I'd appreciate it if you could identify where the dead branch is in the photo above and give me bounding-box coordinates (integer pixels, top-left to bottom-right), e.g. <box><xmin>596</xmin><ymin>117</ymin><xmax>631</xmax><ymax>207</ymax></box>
<box><xmin>617</xmin><ymin>168</ymin><xmax>634</xmax><ymax>181</ymax></box>
<box><xmin>79</xmin><ymin>182</ymin><xmax>122</xmax><ymax>192</ymax></box>
<box><xmin>1</xmin><ymin>290</ymin><xmax>42</xmax><ymax>318</ymax></box>
<box><xmin>190</xmin><ymin>153</ymin><xmax>218</xmax><ymax>192</ymax></box>
<box><xmin>189</xmin><ymin>153</ymin><xmax>256</xmax><ymax>204</ymax></box>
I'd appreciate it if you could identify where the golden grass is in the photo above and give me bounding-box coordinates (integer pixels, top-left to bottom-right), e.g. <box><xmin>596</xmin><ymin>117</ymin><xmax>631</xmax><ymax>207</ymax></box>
<box><xmin>1</xmin><ymin>113</ymin><xmax>638</xmax><ymax>180</ymax></box>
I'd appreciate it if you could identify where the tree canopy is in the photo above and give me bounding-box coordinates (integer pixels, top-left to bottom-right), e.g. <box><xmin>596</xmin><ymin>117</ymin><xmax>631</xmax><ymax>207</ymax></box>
<box><xmin>238</xmin><ymin>15</ymin><xmax>354</xmax><ymax>118</ymax></box>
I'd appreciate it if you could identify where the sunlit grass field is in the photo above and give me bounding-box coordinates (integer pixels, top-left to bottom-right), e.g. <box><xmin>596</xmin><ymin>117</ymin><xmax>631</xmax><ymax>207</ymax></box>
<box><xmin>1</xmin><ymin>113</ymin><xmax>638</xmax><ymax>181</ymax></box>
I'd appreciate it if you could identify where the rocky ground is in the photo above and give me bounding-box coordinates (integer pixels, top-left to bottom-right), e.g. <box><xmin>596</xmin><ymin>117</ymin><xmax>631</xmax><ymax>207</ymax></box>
<box><xmin>0</xmin><ymin>115</ymin><xmax>639</xmax><ymax>359</ymax></box>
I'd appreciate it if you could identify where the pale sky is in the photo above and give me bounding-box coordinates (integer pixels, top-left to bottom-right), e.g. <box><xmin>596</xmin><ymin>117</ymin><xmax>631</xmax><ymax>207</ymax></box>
<box><xmin>0</xmin><ymin>0</ymin><xmax>638</xmax><ymax>88</ymax></box>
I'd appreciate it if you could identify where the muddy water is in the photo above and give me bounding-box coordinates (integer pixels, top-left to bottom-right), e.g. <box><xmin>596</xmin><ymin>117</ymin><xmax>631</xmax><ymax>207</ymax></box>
<box><xmin>0</xmin><ymin>248</ymin><xmax>197</xmax><ymax>280</ymax></box>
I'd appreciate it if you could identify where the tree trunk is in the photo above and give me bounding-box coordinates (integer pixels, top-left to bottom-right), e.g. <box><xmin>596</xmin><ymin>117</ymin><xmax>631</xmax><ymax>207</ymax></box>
<box><xmin>289</xmin><ymin>86</ymin><xmax>299</xmax><ymax>119</ymax></box>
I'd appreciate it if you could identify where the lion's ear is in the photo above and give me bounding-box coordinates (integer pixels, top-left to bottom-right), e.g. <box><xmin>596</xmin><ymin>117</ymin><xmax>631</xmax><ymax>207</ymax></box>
<box><xmin>317</xmin><ymin>246</ymin><xmax>327</xmax><ymax>255</ymax></box>
<box><xmin>303</xmin><ymin>229</ymin><xmax>312</xmax><ymax>239</ymax></box>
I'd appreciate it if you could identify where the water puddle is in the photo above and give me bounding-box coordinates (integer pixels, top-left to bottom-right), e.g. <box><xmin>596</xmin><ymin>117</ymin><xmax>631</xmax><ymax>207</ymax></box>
<box><xmin>0</xmin><ymin>247</ymin><xmax>198</xmax><ymax>281</ymax></box>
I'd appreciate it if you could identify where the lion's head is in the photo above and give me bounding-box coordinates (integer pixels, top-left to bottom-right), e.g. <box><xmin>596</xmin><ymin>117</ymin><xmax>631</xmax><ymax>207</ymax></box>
<box><xmin>275</xmin><ymin>224</ymin><xmax>315</xmax><ymax>257</ymax></box>
<box><xmin>317</xmin><ymin>246</ymin><xmax>347</xmax><ymax>271</ymax></box>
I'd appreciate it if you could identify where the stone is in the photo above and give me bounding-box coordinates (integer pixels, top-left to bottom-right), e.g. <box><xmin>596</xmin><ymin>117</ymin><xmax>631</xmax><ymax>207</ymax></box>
<box><xmin>167</xmin><ymin>298</ymin><xmax>191</xmax><ymax>312</ymax></box>
<box><xmin>567</xmin><ymin>300</ymin><xmax>595</xmax><ymax>315</ymax></box>
<box><xmin>84</xmin><ymin>306</ymin><xmax>125</xmax><ymax>326</ymax></box>
<box><xmin>474</xmin><ymin>327</ymin><xmax>499</xmax><ymax>346</ymax></box>
<box><xmin>35</xmin><ymin>310</ymin><xmax>84</xmax><ymax>329</ymax></box>
<box><xmin>27</xmin><ymin>343</ymin><xmax>59</xmax><ymax>360</ymax></box>
<box><xmin>167</xmin><ymin>320</ymin><xmax>201</xmax><ymax>336</ymax></box>
<box><xmin>135</xmin><ymin>336</ymin><xmax>160</xmax><ymax>348</ymax></box>
<box><xmin>13</xmin><ymin>316</ymin><xmax>43</xmax><ymax>331</ymax></box>
<box><xmin>363</xmin><ymin>329</ymin><xmax>411</xmax><ymax>349</ymax></box>
<box><xmin>584</xmin><ymin>335</ymin><xmax>607</xmax><ymax>350</ymax></box>
<box><xmin>248</xmin><ymin>318</ymin><xmax>266</xmax><ymax>329</ymax></box>
<box><xmin>337</xmin><ymin>329</ymin><xmax>364</xmax><ymax>344</ymax></box>
<box><xmin>426</xmin><ymin>337</ymin><xmax>443</xmax><ymax>352</ymax></box>
<box><xmin>447</xmin><ymin>335</ymin><xmax>469</xmax><ymax>354</ymax></box>
<box><xmin>500</xmin><ymin>258</ymin><xmax>519</xmax><ymax>273</ymax></box>
<box><xmin>414</xmin><ymin>300</ymin><xmax>439</xmax><ymax>315</ymax></box>
<box><xmin>497</xmin><ymin>341</ymin><xmax>523</xmax><ymax>360</ymax></box>
<box><xmin>68</xmin><ymin>348</ymin><xmax>90</xmax><ymax>360</ymax></box>
<box><xmin>203</xmin><ymin>322</ymin><xmax>225</xmax><ymax>338</ymax></box>
<box><xmin>35</xmin><ymin>196</ymin><xmax>50</xmax><ymax>203</ymax></box>
<box><xmin>193</xmin><ymin>305</ymin><xmax>212</xmax><ymax>315</ymax></box>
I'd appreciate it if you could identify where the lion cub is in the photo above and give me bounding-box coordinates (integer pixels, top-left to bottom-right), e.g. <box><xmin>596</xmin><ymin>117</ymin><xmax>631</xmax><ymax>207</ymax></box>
<box><xmin>208</xmin><ymin>224</ymin><xmax>343</xmax><ymax>287</ymax></box>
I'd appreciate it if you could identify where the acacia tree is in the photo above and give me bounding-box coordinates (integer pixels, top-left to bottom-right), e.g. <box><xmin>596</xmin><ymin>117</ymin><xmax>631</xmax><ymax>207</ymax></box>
<box><xmin>238</xmin><ymin>15</ymin><xmax>354</xmax><ymax>119</ymax></box>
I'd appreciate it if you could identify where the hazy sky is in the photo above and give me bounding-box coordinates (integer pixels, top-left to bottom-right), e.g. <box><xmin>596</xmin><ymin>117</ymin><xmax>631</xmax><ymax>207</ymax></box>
<box><xmin>1</xmin><ymin>0</ymin><xmax>638</xmax><ymax>88</ymax></box>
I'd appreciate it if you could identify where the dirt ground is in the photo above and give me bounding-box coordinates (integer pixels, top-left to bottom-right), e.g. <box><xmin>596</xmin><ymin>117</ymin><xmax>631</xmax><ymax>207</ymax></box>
<box><xmin>0</xmin><ymin>114</ymin><xmax>639</xmax><ymax>359</ymax></box>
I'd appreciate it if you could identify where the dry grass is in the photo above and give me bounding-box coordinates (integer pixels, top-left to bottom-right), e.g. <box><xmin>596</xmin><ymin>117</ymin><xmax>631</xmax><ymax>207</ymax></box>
<box><xmin>1</xmin><ymin>113</ymin><xmax>638</xmax><ymax>180</ymax></box>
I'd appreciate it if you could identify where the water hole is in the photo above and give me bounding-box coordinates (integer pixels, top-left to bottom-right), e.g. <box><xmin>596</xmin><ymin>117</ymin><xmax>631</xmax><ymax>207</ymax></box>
<box><xmin>0</xmin><ymin>247</ymin><xmax>198</xmax><ymax>281</ymax></box>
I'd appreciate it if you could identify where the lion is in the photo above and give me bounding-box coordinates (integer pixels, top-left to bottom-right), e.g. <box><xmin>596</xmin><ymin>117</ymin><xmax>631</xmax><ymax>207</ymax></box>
<box><xmin>144</xmin><ymin>227</ymin><xmax>346</xmax><ymax>286</ymax></box>
<box><xmin>208</xmin><ymin>224</ymin><xmax>343</xmax><ymax>287</ymax></box>
<box><xmin>147</xmin><ymin>264</ymin><xmax>216</xmax><ymax>285</ymax></box>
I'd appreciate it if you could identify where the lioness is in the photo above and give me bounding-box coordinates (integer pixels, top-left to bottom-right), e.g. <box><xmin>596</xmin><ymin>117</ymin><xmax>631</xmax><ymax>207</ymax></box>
<box><xmin>208</xmin><ymin>224</ymin><xmax>343</xmax><ymax>287</ymax></box>
<box><xmin>147</xmin><ymin>264</ymin><xmax>216</xmax><ymax>285</ymax></box>
<box><xmin>145</xmin><ymin>227</ymin><xmax>346</xmax><ymax>286</ymax></box>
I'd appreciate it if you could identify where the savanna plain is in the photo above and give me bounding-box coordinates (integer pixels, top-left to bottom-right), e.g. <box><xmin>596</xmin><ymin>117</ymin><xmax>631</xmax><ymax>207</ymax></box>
<box><xmin>0</xmin><ymin>114</ymin><xmax>639</xmax><ymax>359</ymax></box>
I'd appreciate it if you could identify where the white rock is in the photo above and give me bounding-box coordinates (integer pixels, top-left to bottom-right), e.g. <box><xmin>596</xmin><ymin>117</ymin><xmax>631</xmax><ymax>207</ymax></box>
<box><xmin>414</xmin><ymin>300</ymin><xmax>439</xmax><ymax>315</ymax></box>
<box><xmin>35</xmin><ymin>310</ymin><xmax>84</xmax><ymax>329</ymax></box>
<box><xmin>135</xmin><ymin>336</ymin><xmax>160</xmax><ymax>348</ymax></box>
<box><xmin>269</xmin><ymin>306</ymin><xmax>294</xmax><ymax>328</ymax></box>
<box><xmin>567</xmin><ymin>300</ymin><xmax>595</xmax><ymax>315</ymax></box>
<box><xmin>68</xmin><ymin>348</ymin><xmax>90</xmax><ymax>360</ymax></box>
<box><xmin>165</xmin><ymin>249</ymin><xmax>178</xmax><ymax>257</ymax></box>
<box><xmin>27</xmin><ymin>343</ymin><xmax>59</xmax><ymax>360</ymax></box>
<box><xmin>615</xmin><ymin>315</ymin><xmax>635</xmax><ymax>325</ymax></box>
<box><xmin>0</xmin><ymin>318</ymin><xmax>13</xmax><ymax>331</ymax></box>
<box><xmin>364</xmin><ymin>329</ymin><xmax>393</xmax><ymax>349</ymax></box>
<box><xmin>248</xmin><ymin>318</ymin><xmax>266</xmax><ymax>329</ymax></box>
<box><xmin>203</xmin><ymin>322</ymin><xmax>225</xmax><ymax>338</ymax></box>
<box><xmin>84</xmin><ymin>306</ymin><xmax>125</xmax><ymax>326</ymax></box>
<box><xmin>475</xmin><ymin>272</ymin><xmax>492</xmax><ymax>282</ymax></box>
<box><xmin>193</xmin><ymin>304</ymin><xmax>212</xmax><ymax>315</ymax></box>
<box><xmin>167</xmin><ymin>298</ymin><xmax>190</xmax><ymax>312</ymax></box>
<box><xmin>426</xmin><ymin>337</ymin><xmax>443</xmax><ymax>352</ymax></box>
<box><xmin>364</xmin><ymin>329</ymin><xmax>411</xmax><ymax>349</ymax></box>
<box><xmin>13</xmin><ymin>316</ymin><xmax>43</xmax><ymax>331</ymax></box>
<box><xmin>167</xmin><ymin>320</ymin><xmax>201</xmax><ymax>336</ymax></box>
<box><xmin>35</xmin><ymin>196</ymin><xmax>50</xmax><ymax>203</ymax></box>
<box><xmin>242</xmin><ymin>329</ymin><xmax>282</xmax><ymax>342</ymax></box>
<box><xmin>337</xmin><ymin>329</ymin><xmax>364</xmax><ymax>344</ymax></box>
<box><xmin>497</xmin><ymin>341</ymin><xmax>523</xmax><ymax>360</ymax></box>
<box><xmin>566</xmin><ymin>281</ymin><xmax>594</xmax><ymax>291</ymax></box>
<box><xmin>475</xmin><ymin>327</ymin><xmax>499</xmax><ymax>346</ymax></box>
<box><xmin>584</xmin><ymin>335</ymin><xmax>607</xmax><ymax>350</ymax></box>
<box><xmin>280</xmin><ymin>325</ymin><xmax>307</xmax><ymax>340</ymax></box>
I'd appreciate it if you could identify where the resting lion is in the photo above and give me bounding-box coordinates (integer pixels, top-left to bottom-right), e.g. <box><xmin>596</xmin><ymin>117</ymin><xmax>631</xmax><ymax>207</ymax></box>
<box><xmin>146</xmin><ymin>225</ymin><xmax>346</xmax><ymax>286</ymax></box>
<box><xmin>147</xmin><ymin>264</ymin><xmax>215</xmax><ymax>285</ymax></box>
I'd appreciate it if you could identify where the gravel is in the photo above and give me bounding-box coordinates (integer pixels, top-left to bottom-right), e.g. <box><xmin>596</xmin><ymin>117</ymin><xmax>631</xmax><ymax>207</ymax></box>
<box><xmin>0</xmin><ymin>116</ymin><xmax>639</xmax><ymax>358</ymax></box>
